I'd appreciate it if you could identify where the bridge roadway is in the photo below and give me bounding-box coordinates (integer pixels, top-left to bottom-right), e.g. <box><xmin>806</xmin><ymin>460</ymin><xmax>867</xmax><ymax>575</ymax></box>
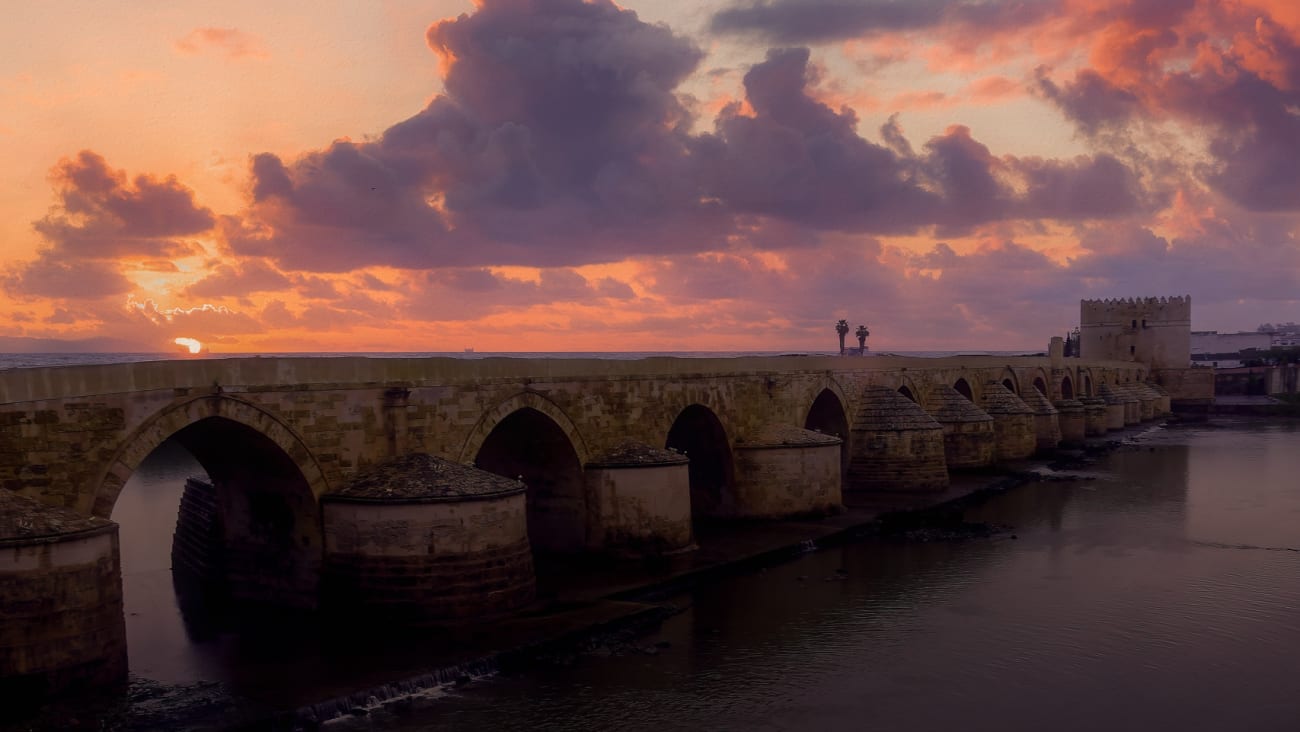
<box><xmin>0</xmin><ymin>352</ymin><xmax>1155</xmax><ymax>705</ymax></box>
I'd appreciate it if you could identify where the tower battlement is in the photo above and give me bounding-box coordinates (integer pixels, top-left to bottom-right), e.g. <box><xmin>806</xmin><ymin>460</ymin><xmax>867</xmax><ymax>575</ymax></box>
<box><xmin>1079</xmin><ymin>296</ymin><xmax>1191</xmax><ymax>369</ymax></box>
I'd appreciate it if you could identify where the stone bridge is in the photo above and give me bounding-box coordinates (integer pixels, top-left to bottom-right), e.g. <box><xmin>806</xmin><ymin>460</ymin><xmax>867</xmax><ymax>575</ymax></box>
<box><xmin>1</xmin><ymin>351</ymin><xmax>1162</xmax><ymax>703</ymax></box>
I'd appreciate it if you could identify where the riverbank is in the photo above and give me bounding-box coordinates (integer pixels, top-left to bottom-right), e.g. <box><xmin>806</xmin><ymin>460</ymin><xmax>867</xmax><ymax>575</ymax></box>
<box><xmin>7</xmin><ymin>424</ymin><xmax>1166</xmax><ymax>732</ymax></box>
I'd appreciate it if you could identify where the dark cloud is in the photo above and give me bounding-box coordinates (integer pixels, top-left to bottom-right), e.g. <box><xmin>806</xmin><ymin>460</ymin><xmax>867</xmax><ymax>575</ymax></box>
<box><xmin>2</xmin><ymin>256</ymin><xmax>134</xmax><ymax>300</ymax></box>
<box><xmin>183</xmin><ymin>259</ymin><xmax>292</xmax><ymax>298</ymax></box>
<box><xmin>709</xmin><ymin>0</ymin><xmax>1056</xmax><ymax>45</ymax></box>
<box><xmin>691</xmin><ymin>47</ymin><xmax>939</xmax><ymax>234</ymax></box>
<box><xmin>5</xmin><ymin>151</ymin><xmax>215</xmax><ymax>301</ymax></box>
<box><xmin>237</xmin><ymin>0</ymin><xmax>727</xmax><ymax>271</ymax></box>
<box><xmin>34</xmin><ymin>151</ymin><xmax>214</xmax><ymax>257</ymax></box>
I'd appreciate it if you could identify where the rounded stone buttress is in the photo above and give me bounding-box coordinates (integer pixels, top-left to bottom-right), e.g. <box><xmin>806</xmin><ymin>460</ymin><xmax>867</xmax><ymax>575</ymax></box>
<box><xmin>924</xmin><ymin>385</ymin><xmax>996</xmax><ymax>470</ymax></box>
<box><xmin>1080</xmin><ymin>397</ymin><xmax>1109</xmax><ymax>436</ymax></box>
<box><xmin>732</xmin><ymin>424</ymin><xmax>843</xmax><ymax>518</ymax></box>
<box><xmin>585</xmin><ymin>441</ymin><xmax>694</xmax><ymax>556</ymax></box>
<box><xmin>0</xmin><ymin>490</ymin><xmax>127</xmax><ymax>709</ymax></box>
<box><xmin>1018</xmin><ymin>387</ymin><xmax>1062</xmax><ymax>452</ymax></box>
<box><xmin>1097</xmin><ymin>384</ymin><xmax>1131</xmax><ymax>429</ymax></box>
<box><xmin>846</xmin><ymin>386</ymin><xmax>949</xmax><ymax>494</ymax></box>
<box><xmin>321</xmin><ymin>454</ymin><xmax>535</xmax><ymax>624</ymax></box>
<box><xmin>979</xmin><ymin>382</ymin><xmax>1037</xmax><ymax>462</ymax></box>
<box><xmin>1053</xmin><ymin>399</ymin><xmax>1087</xmax><ymax>446</ymax></box>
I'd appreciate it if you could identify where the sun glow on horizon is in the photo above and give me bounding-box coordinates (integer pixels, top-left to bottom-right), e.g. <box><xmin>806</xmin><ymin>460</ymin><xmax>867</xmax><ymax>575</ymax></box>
<box><xmin>174</xmin><ymin>337</ymin><xmax>203</xmax><ymax>354</ymax></box>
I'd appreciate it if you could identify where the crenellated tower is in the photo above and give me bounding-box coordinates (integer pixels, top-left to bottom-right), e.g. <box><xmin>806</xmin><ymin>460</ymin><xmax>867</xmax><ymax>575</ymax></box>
<box><xmin>1079</xmin><ymin>296</ymin><xmax>1191</xmax><ymax>369</ymax></box>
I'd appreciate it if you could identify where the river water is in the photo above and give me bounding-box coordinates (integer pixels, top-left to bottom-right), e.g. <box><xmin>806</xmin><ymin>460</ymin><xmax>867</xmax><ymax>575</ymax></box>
<box><xmin>111</xmin><ymin>420</ymin><xmax>1300</xmax><ymax>730</ymax></box>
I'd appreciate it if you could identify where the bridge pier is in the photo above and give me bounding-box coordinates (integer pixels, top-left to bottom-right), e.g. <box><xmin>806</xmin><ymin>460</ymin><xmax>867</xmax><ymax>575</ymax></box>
<box><xmin>584</xmin><ymin>441</ymin><xmax>694</xmax><ymax>556</ymax></box>
<box><xmin>1081</xmin><ymin>397</ymin><xmax>1109</xmax><ymax>436</ymax></box>
<box><xmin>925</xmin><ymin>385</ymin><xmax>996</xmax><ymax>470</ymax></box>
<box><xmin>732</xmin><ymin>425</ymin><xmax>842</xmax><ymax>518</ymax></box>
<box><xmin>845</xmin><ymin>386</ymin><xmax>948</xmax><ymax>494</ymax></box>
<box><xmin>1054</xmin><ymin>400</ymin><xmax>1087</xmax><ymax>447</ymax></box>
<box><xmin>979</xmin><ymin>382</ymin><xmax>1037</xmax><ymax>463</ymax></box>
<box><xmin>0</xmin><ymin>491</ymin><xmax>127</xmax><ymax>709</ymax></box>
<box><xmin>1097</xmin><ymin>384</ymin><xmax>1129</xmax><ymax>429</ymax></box>
<box><xmin>1018</xmin><ymin>388</ymin><xmax>1062</xmax><ymax>452</ymax></box>
<box><xmin>320</xmin><ymin>454</ymin><xmax>535</xmax><ymax>624</ymax></box>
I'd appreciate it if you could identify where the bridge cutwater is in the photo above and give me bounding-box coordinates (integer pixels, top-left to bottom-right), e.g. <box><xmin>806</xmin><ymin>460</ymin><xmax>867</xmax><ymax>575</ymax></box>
<box><xmin>0</xmin><ymin>334</ymin><xmax>1210</xmax><ymax>705</ymax></box>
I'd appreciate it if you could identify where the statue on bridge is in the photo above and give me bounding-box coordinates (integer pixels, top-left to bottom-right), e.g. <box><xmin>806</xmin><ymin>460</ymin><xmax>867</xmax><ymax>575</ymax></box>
<box><xmin>836</xmin><ymin>320</ymin><xmax>850</xmax><ymax>355</ymax></box>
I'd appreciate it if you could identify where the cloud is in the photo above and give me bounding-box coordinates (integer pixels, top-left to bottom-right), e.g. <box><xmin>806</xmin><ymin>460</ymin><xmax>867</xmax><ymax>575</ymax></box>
<box><xmin>4</xmin><ymin>151</ymin><xmax>214</xmax><ymax>300</ymax></box>
<box><xmin>234</xmin><ymin>0</ymin><xmax>725</xmax><ymax>271</ymax></box>
<box><xmin>709</xmin><ymin>0</ymin><xmax>1057</xmax><ymax>45</ymax></box>
<box><xmin>174</xmin><ymin>28</ymin><xmax>269</xmax><ymax>60</ymax></box>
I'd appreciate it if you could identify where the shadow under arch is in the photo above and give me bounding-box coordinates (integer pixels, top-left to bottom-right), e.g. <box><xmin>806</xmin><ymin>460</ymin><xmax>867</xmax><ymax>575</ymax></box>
<box><xmin>96</xmin><ymin>395</ymin><xmax>328</xmax><ymax>611</ymax></box>
<box><xmin>1061</xmin><ymin>374</ymin><xmax>1075</xmax><ymax>400</ymax></box>
<box><xmin>804</xmin><ymin>388</ymin><xmax>850</xmax><ymax>481</ymax></box>
<box><xmin>999</xmin><ymin>368</ymin><xmax>1020</xmax><ymax>395</ymax></box>
<box><xmin>459</xmin><ymin>391</ymin><xmax>591</xmax><ymax>467</ymax></box>
<box><xmin>665</xmin><ymin>404</ymin><xmax>735</xmax><ymax>523</ymax></box>
<box><xmin>953</xmin><ymin>377</ymin><xmax>974</xmax><ymax>401</ymax></box>
<box><xmin>898</xmin><ymin>385</ymin><xmax>918</xmax><ymax>403</ymax></box>
<box><xmin>1083</xmin><ymin>371</ymin><xmax>1095</xmax><ymax>397</ymax></box>
<box><xmin>474</xmin><ymin>407</ymin><xmax>586</xmax><ymax>554</ymax></box>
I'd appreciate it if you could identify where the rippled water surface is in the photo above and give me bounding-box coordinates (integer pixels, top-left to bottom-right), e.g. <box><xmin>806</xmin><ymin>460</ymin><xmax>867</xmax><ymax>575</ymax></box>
<box><xmin>113</xmin><ymin>422</ymin><xmax>1300</xmax><ymax>730</ymax></box>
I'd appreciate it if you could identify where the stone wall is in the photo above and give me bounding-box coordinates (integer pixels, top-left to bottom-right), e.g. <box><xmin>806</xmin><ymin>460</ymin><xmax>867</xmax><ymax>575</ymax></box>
<box><xmin>1081</xmin><ymin>296</ymin><xmax>1191</xmax><ymax>369</ymax></box>
<box><xmin>0</xmin><ymin>354</ymin><xmax>1147</xmax><ymax>521</ymax></box>
<box><xmin>321</xmin><ymin>494</ymin><xmax>535</xmax><ymax>622</ymax></box>
<box><xmin>0</xmin><ymin>526</ymin><xmax>126</xmax><ymax>706</ymax></box>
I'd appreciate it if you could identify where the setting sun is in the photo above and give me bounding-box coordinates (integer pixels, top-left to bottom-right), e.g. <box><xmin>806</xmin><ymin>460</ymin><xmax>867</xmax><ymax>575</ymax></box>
<box><xmin>174</xmin><ymin>337</ymin><xmax>203</xmax><ymax>354</ymax></box>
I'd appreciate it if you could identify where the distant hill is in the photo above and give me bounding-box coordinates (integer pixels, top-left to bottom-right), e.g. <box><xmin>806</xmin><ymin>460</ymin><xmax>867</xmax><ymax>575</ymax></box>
<box><xmin>0</xmin><ymin>336</ymin><xmax>160</xmax><ymax>353</ymax></box>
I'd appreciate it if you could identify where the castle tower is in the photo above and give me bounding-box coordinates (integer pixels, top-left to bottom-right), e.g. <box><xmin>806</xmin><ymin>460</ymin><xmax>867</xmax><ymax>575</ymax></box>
<box><xmin>1079</xmin><ymin>296</ymin><xmax>1191</xmax><ymax>369</ymax></box>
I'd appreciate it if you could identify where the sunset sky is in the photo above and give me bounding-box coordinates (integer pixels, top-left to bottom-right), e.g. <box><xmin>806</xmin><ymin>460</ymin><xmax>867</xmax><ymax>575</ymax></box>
<box><xmin>4</xmin><ymin>0</ymin><xmax>1300</xmax><ymax>353</ymax></box>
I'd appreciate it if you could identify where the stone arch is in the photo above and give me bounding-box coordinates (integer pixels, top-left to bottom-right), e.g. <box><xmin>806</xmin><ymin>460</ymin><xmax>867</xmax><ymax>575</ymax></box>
<box><xmin>804</xmin><ymin>388</ymin><xmax>850</xmax><ymax>480</ymax></box>
<box><xmin>1083</xmin><ymin>371</ymin><xmax>1095</xmax><ymax>397</ymax></box>
<box><xmin>953</xmin><ymin>377</ymin><xmax>975</xmax><ymax>402</ymax></box>
<box><xmin>94</xmin><ymin>394</ymin><xmax>328</xmax><ymax>610</ymax></box>
<box><xmin>665</xmin><ymin>404</ymin><xmax>735</xmax><ymax>522</ymax></box>
<box><xmin>459</xmin><ymin>391</ymin><xmax>590</xmax><ymax>467</ymax></box>
<box><xmin>999</xmin><ymin>368</ymin><xmax>1020</xmax><ymax>395</ymax></box>
<box><xmin>800</xmin><ymin>375</ymin><xmax>852</xmax><ymax>432</ymax></box>
<box><xmin>473</xmin><ymin>406</ymin><xmax>587</xmax><ymax>555</ymax></box>
<box><xmin>1061</xmin><ymin>374</ymin><xmax>1075</xmax><ymax>400</ymax></box>
<box><xmin>889</xmin><ymin>373</ymin><xmax>923</xmax><ymax>405</ymax></box>
<box><xmin>93</xmin><ymin>394</ymin><xmax>327</xmax><ymax>519</ymax></box>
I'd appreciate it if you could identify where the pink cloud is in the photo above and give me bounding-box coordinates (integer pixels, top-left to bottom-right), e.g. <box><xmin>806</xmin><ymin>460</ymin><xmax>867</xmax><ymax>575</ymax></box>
<box><xmin>174</xmin><ymin>28</ymin><xmax>269</xmax><ymax>60</ymax></box>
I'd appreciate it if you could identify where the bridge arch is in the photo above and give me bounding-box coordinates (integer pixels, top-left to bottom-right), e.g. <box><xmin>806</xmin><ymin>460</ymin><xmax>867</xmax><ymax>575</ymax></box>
<box><xmin>804</xmin><ymin>387</ymin><xmax>850</xmax><ymax>480</ymax></box>
<box><xmin>95</xmin><ymin>394</ymin><xmax>328</xmax><ymax>610</ymax></box>
<box><xmin>665</xmin><ymin>404</ymin><xmax>736</xmax><ymax>522</ymax></box>
<box><xmin>459</xmin><ymin>391</ymin><xmax>590</xmax><ymax>467</ymax></box>
<box><xmin>94</xmin><ymin>394</ymin><xmax>328</xmax><ymax>519</ymax></box>
<box><xmin>1061</xmin><ymin>374</ymin><xmax>1075</xmax><ymax>400</ymax></box>
<box><xmin>999</xmin><ymin>368</ymin><xmax>1020</xmax><ymax>395</ymax></box>
<box><xmin>953</xmin><ymin>377</ymin><xmax>975</xmax><ymax>402</ymax></box>
<box><xmin>1083</xmin><ymin>371</ymin><xmax>1095</xmax><ymax>397</ymax></box>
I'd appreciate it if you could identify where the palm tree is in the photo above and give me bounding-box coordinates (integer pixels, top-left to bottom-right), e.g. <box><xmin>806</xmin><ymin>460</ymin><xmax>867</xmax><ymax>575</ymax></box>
<box><xmin>855</xmin><ymin>324</ymin><xmax>869</xmax><ymax>352</ymax></box>
<box><xmin>836</xmin><ymin>319</ymin><xmax>849</xmax><ymax>355</ymax></box>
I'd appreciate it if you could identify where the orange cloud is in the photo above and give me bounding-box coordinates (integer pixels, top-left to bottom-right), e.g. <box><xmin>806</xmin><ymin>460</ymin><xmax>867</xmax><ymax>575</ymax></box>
<box><xmin>174</xmin><ymin>28</ymin><xmax>268</xmax><ymax>60</ymax></box>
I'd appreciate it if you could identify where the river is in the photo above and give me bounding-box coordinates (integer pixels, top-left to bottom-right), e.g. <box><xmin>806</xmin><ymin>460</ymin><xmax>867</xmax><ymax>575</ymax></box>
<box><xmin>110</xmin><ymin>420</ymin><xmax>1300</xmax><ymax>731</ymax></box>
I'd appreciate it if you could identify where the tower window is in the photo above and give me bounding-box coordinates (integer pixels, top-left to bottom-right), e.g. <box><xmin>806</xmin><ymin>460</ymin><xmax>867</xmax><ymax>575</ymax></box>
<box><xmin>1131</xmin><ymin>319</ymin><xmax>1137</xmax><ymax>328</ymax></box>
<box><xmin>1130</xmin><ymin>345</ymin><xmax>1136</xmax><ymax>355</ymax></box>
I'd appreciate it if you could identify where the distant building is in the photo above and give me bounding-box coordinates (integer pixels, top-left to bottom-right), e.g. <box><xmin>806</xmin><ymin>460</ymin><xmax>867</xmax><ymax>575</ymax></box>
<box><xmin>1191</xmin><ymin>331</ymin><xmax>1272</xmax><ymax>367</ymax></box>
<box><xmin>1080</xmin><ymin>296</ymin><xmax>1191</xmax><ymax>368</ymax></box>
